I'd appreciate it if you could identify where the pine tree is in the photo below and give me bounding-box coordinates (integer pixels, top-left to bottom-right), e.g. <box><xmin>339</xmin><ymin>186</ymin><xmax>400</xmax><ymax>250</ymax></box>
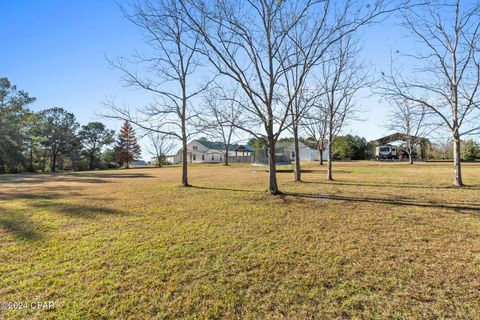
<box><xmin>114</xmin><ymin>121</ymin><xmax>141</xmax><ymax>168</ymax></box>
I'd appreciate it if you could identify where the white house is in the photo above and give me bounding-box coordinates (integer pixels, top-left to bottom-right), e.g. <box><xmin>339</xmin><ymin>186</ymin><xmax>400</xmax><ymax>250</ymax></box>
<box><xmin>169</xmin><ymin>139</ymin><xmax>254</xmax><ymax>164</ymax></box>
<box><xmin>165</xmin><ymin>154</ymin><xmax>177</xmax><ymax>164</ymax></box>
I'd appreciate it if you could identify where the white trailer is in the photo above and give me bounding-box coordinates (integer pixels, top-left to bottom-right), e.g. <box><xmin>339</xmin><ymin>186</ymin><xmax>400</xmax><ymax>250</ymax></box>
<box><xmin>375</xmin><ymin>144</ymin><xmax>398</xmax><ymax>160</ymax></box>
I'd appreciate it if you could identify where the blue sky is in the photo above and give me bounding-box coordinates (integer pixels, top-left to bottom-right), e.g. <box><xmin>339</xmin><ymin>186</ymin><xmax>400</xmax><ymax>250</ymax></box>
<box><xmin>1</xmin><ymin>1</ymin><xmax>412</xmax><ymax>158</ymax></box>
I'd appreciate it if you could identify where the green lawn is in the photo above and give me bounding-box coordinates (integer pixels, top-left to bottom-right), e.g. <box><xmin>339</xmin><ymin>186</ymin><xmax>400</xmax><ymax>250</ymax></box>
<box><xmin>1</xmin><ymin>162</ymin><xmax>480</xmax><ymax>319</ymax></box>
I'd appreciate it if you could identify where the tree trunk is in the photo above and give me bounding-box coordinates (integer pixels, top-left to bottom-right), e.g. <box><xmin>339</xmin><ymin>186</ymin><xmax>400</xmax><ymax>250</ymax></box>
<box><xmin>225</xmin><ymin>146</ymin><xmax>229</xmax><ymax>165</ymax></box>
<box><xmin>267</xmin><ymin>137</ymin><xmax>280</xmax><ymax>194</ymax></box>
<box><xmin>89</xmin><ymin>154</ymin><xmax>95</xmax><ymax>170</ymax></box>
<box><xmin>327</xmin><ymin>125</ymin><xmax>333</xmax><ymax>180</ymax></box>
<box><xmin>29</xmin><ymin>144</ymin><xmax>34</xmax><ymax>172</ymax></box>
<box><xmin>158</xmin><ymin>156</ymin><xmax>162</xmax><ymax>167</ymax></box>
<box><xmin>318</xmin><ymin>142</ymin><xmax>324</xmax><ymax>165</ymax></box>
<box><xmin>327</xmin><ymin>141</ymin><xmax>333</xmax><ymax>181</ymax></box>
<box><xmin>452</xmin><ymin>134</ymin><xmax>463</xmax><ymax>187</ymax></box>
<box><xmin>181</xmin><ymin>134</ymin><xmax>189</xmax><ymax>187</ymax></box>
<box><xmin>51</xmin><ymin>153</ymin><xmax>56</xmax><ymax>173</ymax></box>
<box><xmin>293</xmin><ymin>125</ymin><xmax>301</xmax><ymax>182</ymax></box>
<box><xmin>408</xmin><ymin>141</ymin><xmax>414</xmax><ymax>164</ymax></box>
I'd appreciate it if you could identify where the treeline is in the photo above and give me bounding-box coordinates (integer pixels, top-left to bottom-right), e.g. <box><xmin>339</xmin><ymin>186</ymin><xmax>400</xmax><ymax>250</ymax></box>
<box><xmin>0</xmin><ymin>78</ymin><xmax>141</xmax><ymax>173</ymax></box>
<box><xmin>429</xmin><ymin>139</ymin><xmax>480</xmax><ymax>161</ymax></box>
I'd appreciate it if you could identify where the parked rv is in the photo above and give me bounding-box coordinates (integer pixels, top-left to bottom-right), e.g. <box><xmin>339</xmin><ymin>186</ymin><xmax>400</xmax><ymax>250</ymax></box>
<box><xmin>375</xmin><ymin>144</ymin><xmax>398</xmax><ymax>160</ymax></box>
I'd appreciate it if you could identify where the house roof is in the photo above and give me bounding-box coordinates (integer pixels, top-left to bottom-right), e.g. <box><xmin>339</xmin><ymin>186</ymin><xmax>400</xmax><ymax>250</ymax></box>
<box><xmin>234</xmin><ymin>145</ymin><xmax>255</xmax><ymax>152</ymax></box>
<box><xmin>275</xmin><ymin>141</ymin><xmax>292</xmax><ymax>148</ymax></box>
<box><xmin>304</xmin><ymin>141</ymin><xmax>318</xmax><ymax>149</ymax></box>
<box><xmin>371</xmin><ymin>133</ymin><xmax>430</xmax><ymax>145</ymax></box>
<box><xmin>196</xmin><ymin>138</ymin><xmax>250</xmax><ymax>151</ymax></box>
<box><xmin>275</xmin><ymin>141</ymin><xmax>317</xmax><ymax>150</ymax></box>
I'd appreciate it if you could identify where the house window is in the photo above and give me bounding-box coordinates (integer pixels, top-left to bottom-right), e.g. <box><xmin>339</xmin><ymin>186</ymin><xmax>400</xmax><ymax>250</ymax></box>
<box><xmin>192</xmin><ymin>145</ymin><xmax>198</xmax><ymax>149</ymax></box>
<box><xmin>212</xmin><ymin>155</ymin><xmax>215</xmax><ymax>160</ymax></box>
<box><xmin>220</xmin><ymin>156</ymin><xmax>223</xmax><ymax>161</ymax></box>
<box><xmin>202</xmin><ymin>154</ymin><xmax>205</xmax><ymax>161</ymax></box>
<box><xmin>193</xmin><ymin>155</ymin><xmax>196</xmax><ymax>161</ymax></box>
<box><xmin>291</xmin><ymin>151</ymin><xmax>295</xmax><ymax>158</ymax></box>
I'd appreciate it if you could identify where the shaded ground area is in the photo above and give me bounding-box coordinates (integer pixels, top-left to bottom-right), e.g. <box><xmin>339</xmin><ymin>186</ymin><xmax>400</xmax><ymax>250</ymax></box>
<box><xmin>1</xmin><ymin>162</ymin><xmax>480</xmax><ymax>319</ymax></box>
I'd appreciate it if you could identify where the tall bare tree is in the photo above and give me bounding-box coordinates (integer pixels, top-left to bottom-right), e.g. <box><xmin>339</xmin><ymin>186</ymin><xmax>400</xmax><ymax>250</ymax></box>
<box><xmin>146</xmin><ymin>132</ymin><xmax>175</xmax><ymax>167</ymax></box>
<box><xmin>104</xmin><ymin>0</ymin><xmax>208</xmax><ymax>186</ymax></box>
<box><xmin>181</xmin><ymin>0</ymin><xmax>407</xmax><ymax>194</ymax></box>
<box><xmin>318</xmin><ymin>36</ymin><xmax>366</xmax><ymax>181</ymax></box>
<box><xmin>386</xmin><ymin>100</ymin><xmax>430</xmax><ymax>164</ymax></box>
<box><xmin>199</xmin><ymin>88</ymin><xmax>243</xmax><ymax>166</ymax></box>
<box><xmin>281</xmin><ymin>26</ymin><xmax>320</xmax><ymax>182</ymax></box>
<box><xmin>302</xmin><ymin>98</ymin><xmax>328</xmax><ymax>165</ymax></box>
<box><xmin>381</xmin><ymin>0</ymin><xmax>480</xmax><ymax>186</ymax></box>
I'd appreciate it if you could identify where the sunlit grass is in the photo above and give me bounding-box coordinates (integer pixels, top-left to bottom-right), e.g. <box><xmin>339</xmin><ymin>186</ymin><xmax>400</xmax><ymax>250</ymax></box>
<box><xmin>1</xmin><ymin>161</ymin><xmax>480</xmax><ymax>319</ymax></box>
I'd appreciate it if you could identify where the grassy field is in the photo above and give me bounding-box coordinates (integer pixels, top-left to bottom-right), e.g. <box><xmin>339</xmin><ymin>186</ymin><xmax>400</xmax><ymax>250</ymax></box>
<box><xmin>1</xmin><ymin>161</ymin><xmax>480</xmax><ymax>319</ymax></box>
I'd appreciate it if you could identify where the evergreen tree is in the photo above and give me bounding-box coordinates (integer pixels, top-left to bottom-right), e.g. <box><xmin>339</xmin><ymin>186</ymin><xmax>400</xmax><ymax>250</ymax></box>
<box><xmin>0</xmin><ymin>78</ymin><xmax>36</xmax><ymax>173</ymax></box>
<box><xmin>114</xmin><ymin>121</ymin><xmax>141</xmax><ymax>168</ymax></box>
<box><xmin>332</xmin><ymin>135</ymin><xmax>370</xmax><ymax>160</ymax></box>
<box><xmin>39</xmin><ymin>107</ymin><xmax>80</xmax><ymax>172</ymax></box>
<box><xmin>461</xmin><ymin>140</ymin><xmax>480</xmax><ymax>161</ymax></box>
<box><xmin>22</xmin><ymin>111</ymin><xmax>44</xmax><ymax>172</ymax></box>
<box><xmin>79</xmin><ymin>122</ymin><xmax>115</xmax><ymax>170</ymax></box>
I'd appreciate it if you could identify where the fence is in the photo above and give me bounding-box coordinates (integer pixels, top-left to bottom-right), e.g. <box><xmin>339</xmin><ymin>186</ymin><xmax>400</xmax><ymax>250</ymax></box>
<box><xmin>228</xmin><ymin>156</ymin><xmax>255</xmax><ymax>163</ymax></box>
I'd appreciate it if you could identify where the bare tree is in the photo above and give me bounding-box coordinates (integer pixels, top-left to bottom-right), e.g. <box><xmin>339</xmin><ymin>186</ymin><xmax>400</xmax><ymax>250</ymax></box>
<box><xmin>381</xmin><ymin>0</ymin><xmax>480</xmax><ymax>186</ymax></box>
<box><xmin>302</xmin><ymin>98</ymin><xmax>328</xmax><ymax>165</ymax></box>
<box><xmin>280</xmin><ymin>24</ymin><xmax>320</xmax><ymax>182</ymax></box>
<box><xmin>104</xmin><ymin>0</ymin><xmax>208</xmax><ymax>187</ymax></box>
<box><xmin>436</xmin><ymin>134</ymin><xmax>453</xmax><ymax>160</ymax></box>
<box><xmin>318</xmin><ymin>35</ymin><xmax>366</xmax><ymax>181</ymax></box>
<box><xmin>181</xmin><ymin>0</ymin><xmax>406</xmax><ymax>194</ymax></box>
<box><xmin>146</xmin><ymin>132</ymin><xmax>175</xmax><ymax>167</ymax></box>
<box><xmin>199</xmin><ymin>88</ymin><xmax>243</xmax><ymax>166</ymax></box>
<box><xmin>386</xmin><ymin>100</ymin><xmax>430</xmax><ymax>164</ymax></box>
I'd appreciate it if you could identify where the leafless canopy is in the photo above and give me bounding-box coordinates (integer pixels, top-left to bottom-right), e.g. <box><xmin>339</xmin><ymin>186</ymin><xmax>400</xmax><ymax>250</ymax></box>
<box><xmin>315</xmin><ymin>34</ymin><xmax>367</xmax><ymax>180</ymax></box>
<box><xmin>180</xmin><ymin>0</ymin><xmax>408</xmax><ymax>193</ymax></box>
<box><xmin>380</xmin><ymin>0</ymin><xmax>480</xmax><ymax>185</ymax></box>
<box><xmin>105</xmin><ymin>0</ymin><xmax>205</xmax><ymax>138</ymax></box>
<box><xmin>198</xmin><ymin>86</ymin><xmax>244</xmax><ymax>165</ymax></box>
<box><xmin>386</xmin><ymin>99</ymin><xmax>431</xmax><ymax>162</ymax></box>
<box><xmin>146</xmin><ymin>132</ymin><xmax>175</xmax><ymax>167</ymax></box>
<box><xmin>104</xmin><ymin>0</ymin><xmax>211</xmax><ymax>186</ymax></box>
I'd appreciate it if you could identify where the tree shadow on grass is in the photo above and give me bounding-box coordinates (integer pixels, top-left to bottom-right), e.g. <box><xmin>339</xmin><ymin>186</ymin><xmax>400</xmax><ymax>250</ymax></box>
<box><xmin>0</xmin><ymin>172</ymin><xmax>155</xmax><ymax>185</ymax></box>
<box><xmin>301</xmin><ymin>180</ymin><xmax>480</xmax><ymax>191</ymax></box>
<box><xmin>0</xmin><ymin>186</ymin><xmax>84</xmax><ymax>201</ymax></box>
<box><xmin>188</xmin><ymin>185</ymin><xmax>480</xmax><ymax>214</ymax></box>
<box><xmin>0</xmin><ymin>198</ymin><xmax>127</xmax><ymax>241</ymax></box>
<box><xmin>253</xmin><ymin>169</ymin><xmax>317</xmax><ymax>173</ymax></box>
<box><xmin>0</xmin><ymin>210</ymin><xmax>43</xmax><ymax>241</ymax></box>
<box><xmin>30</xmin><ymin>200</ymin><xmax>126</xmax><ymax>219</ymax></box>
<box><xmin>281</xmin><ymin>192</ymin><xmax>480</xmax><ymax>214</ymax></box>
<box><xmin>189</xmin><ymin>185</ymin><xmax>259</xmax><ymax>193</ymax></box>
<box><xmin>66</xmin><ymin>172</ymin><xmax>155</xmax><ymax>180</ymax></box>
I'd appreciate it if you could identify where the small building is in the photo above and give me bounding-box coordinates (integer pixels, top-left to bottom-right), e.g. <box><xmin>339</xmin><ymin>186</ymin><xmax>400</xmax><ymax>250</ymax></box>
<box><xmin>254</xmin><ymin>141</ymin><xmax>328</xmax><ymax>164</ymax></box>
<box><xmin>285</xmin><ymin>141</ymin><xmax>328</xmax><ymax>162</ymax></box>
<box><xmin>230</xmin><ymin>145</ymin><xmax>255</xmax><ymax>163</ymax></box>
